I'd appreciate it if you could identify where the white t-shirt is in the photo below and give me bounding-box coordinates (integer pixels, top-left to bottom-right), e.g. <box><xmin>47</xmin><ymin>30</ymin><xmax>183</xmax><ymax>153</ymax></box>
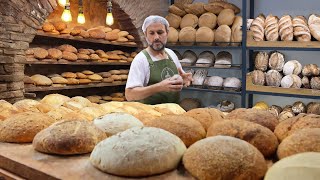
<box><xmin>126</xmin><ymin>48</ymin><xmax>182</xmax><ymax>89</ymax></box>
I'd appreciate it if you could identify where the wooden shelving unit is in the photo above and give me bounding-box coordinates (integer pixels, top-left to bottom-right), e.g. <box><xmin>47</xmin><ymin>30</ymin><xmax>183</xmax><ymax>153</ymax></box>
<box><xmin>24</xmin><ymin>58</ymin><xmax>131</xmax><ymax>66</ymax></box>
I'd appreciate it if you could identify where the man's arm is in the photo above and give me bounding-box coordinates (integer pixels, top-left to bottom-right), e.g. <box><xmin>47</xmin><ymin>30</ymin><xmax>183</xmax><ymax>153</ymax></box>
<box><xmin>125</xmin><ymin>78</ymin><xmax>183</xmax><ymax>101</ymax></box>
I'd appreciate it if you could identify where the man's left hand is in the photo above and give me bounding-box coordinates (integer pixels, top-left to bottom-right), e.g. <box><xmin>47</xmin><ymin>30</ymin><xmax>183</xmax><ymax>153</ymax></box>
<box><xmin>178</xmin><ymin>68</ymin><xmax>193</xmax><ymax>87</ymax></box>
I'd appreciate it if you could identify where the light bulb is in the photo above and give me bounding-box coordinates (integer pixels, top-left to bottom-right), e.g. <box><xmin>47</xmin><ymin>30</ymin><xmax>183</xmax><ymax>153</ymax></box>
<box><xmin>61</xmin><ymin>5</ymin><xmax>72</xmax><ymax>22</ymax></box>
<box><xmin>58</xmin><ymin>0</ymin><xmax>67</xmax><ymax>7</ymax></box>
<box><xmin>77</xmin><ymin>13</ymin><xmax>85</xmax><ymax>24</ymax></box>
<box><xmin>106</xmin><ymin>12</ymin><xmax>114</xmax><ymax>26</ymax></box>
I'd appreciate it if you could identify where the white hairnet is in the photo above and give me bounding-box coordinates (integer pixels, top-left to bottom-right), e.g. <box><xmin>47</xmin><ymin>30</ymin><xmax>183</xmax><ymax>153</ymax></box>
<box><xmin>142</xmin><ymin>15</ymin><xmax>170</xmax><ymax>34</ymax></box>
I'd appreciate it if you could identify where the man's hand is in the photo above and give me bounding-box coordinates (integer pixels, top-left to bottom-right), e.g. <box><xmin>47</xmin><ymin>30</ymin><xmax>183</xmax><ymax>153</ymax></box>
<box><xmin>178</xmin><ymin>68</ymin><xmax>193</xmax><ymax>87</ymax></box>
<box><xmin>159</xmin><ymin>78</ymin><xmax>183</xmax><ymax>92</ymax></box>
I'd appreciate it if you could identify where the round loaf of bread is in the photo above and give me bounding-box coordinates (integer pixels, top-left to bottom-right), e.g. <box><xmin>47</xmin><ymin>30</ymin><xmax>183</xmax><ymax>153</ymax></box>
<box><xmin>168</xmin><ymin>27</ymin><xmax>179</xmax><ymax>43</ymax></box>
<box><xmin>33</xmin><ymin>48</ymin><xmax>48</xmax><ymax>59</ymax></box>
<box><xmin>268</xmin><ymin>51</ymin><xmax>285</xmax><ymax>71</ymax></box>
<box><xmin>280</xmin><ymin>74</ymin><xmax>302</xmax><ymax>88</ymax></box>
<box><xmin>184</xmin><ymin>108</ymin><xmax>225</xmax><ymax>130</ymax></box>
<box><xmin>215</xmin><ymin>25</ymin><xmax>231</xmax><ymax>46</ymax></box>
<box><xmin>266</xmin><ymin>70</ymin><xmax>282</xmax><ymax>87</ymax></box>
<box><xmin>30</xmin><ymin>74</ymin><xmax>53</xmax><ymax>86</ymax></box>
<box><xmin>252</xmin><ymin>70</ymin><xmax>265</xmax><ymax>85</ymax></box>
<box><xmin>302</xmin><ymin>64</ymin><xmax>320</xmax><ymax>76</ymax></box>
<box><xmin>217</xmin><ymin>8</ymin><xmax>235</xmax><ymax>26</ymax></box>
<box><xmin>274</xmin><ymin>113</ymin><xmax>320</xmax><ymax>142</ymax></box>
<box><xmin>205</xmin><ymin>76</ymin><xmax>223</xmax><ymax>88</ymax></box>
<box><xmin>0</xmin><ymin>112</ymin><xmax>55</xmax><ymax>143</ymax></box>
<box><xmin>93</xmin><ymin>112</ymin><xmax>143</xmax><ymax>136</ymax></box>
<box><xmin>40</xmin><ymin>93</ymin><xmax>70</xmax><ymax>107</ymax></box>
<box><xmin>165</xmin><ymin>13</ymin><xmax>181</xmax><ymax>29</ymax></box>
<box><xmin>183</xmin><ymin>2</ymin><xmax>206</xmax><ymax>17</ymax></box>
<box><xmin>199</xmin><ymin>12</ymin><xmax>217</xmax><ymax>29</ymax></box>
<box><xmin>265</xmin><ymin>152</ymin><xmax>320</xmax><ymax>180</ymax></box>
<box><xmin>196</xmin><ymin>27</ymin><xmax>214</xmax><ymax>43</ymax></box>
<box><xmin>283</xmin><ymin>60</ymin><xmax>302</xmax><ymax>75</ymax></box>
<box><xmin>214</xmin><ymin>51</ymin><xmax>232</xmax><ymax>68</ymax></box>
<box><xmin>13</xmin><ymin>99</ymin><xmax>41</xmax><ymax>112</ymax></box>
<box><xmin>47</xmin><ymin>48</ymin><xmax>62</xmax><ymax>59</ymax></box>
<box><xmin>168</xmin><ymin>4</ymin><xmax>186</xmax><ymax>17</ymax></box>
<box><xmin>179</xmin><ymin>26</ymin><xmax>196</xmax><ymax>43</ymax></box>
<box><xmin>33</xmin><ymin>120</ymin><xmax>107</xmax><ymax>155</ymax></box>
<box><xmin>180</xmin><ymin>14</ymin><xmax>198</xmax><ymax>29</ymax></box>
<box><xmin>223</xmin><ymin>77</ymin><xmax>241</xmax><ymax>89</ymax></box>
<box><xmin>183</xmin><ymin>136</ymin><xmax>267</xmax><ymax>180</ymax></box>
<box><xmin>207</xmin><ymin>120</ymin><xmax>279</xmax><ymax>157</ymax></box>
<box><xmin>226</xmin><ymin>108</ymin><xmax>279</xmax><ymax>131</ymax></box>
<box><xmin>145</xmin><ymin>115</ymin><xmax>205</xmax><ymax>147</ymax></box>
<box><xmin>255</xmin><ymin>51</ymin><xmax>269</xmax><ymax>71</ymax></box>
<box><xmin>277</xmin><ymin>128</ymin><xmax>320</xmax><ymax>159</ymax></box>
<box><xmin>311</xmin><ymin>76</ymin><xmax>320</xmax><ymax>90</ymax></box>
<box><xmin>307</xmin><ymin>102</ymin><xmax>320</xmax><ymax>114</ymax></box>
<box><xmin>90</xmin><ymin>127</ymin><xmax>186</xmax><ymax>177</ymax></box>
<box><xmin>179</xmin><ymin>98</ymin><xmax>201</xmax><ymax>111</ymax></box>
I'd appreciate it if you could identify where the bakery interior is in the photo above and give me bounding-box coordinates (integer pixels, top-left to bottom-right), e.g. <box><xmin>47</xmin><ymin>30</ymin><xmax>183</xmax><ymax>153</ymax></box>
<box><xmin>0</xmin><ymin>0</ymin><xmax>320</xmax><ymax>179</ymax></box>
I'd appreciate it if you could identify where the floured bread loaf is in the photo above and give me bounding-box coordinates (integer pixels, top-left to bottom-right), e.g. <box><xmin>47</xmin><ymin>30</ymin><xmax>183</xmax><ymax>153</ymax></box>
<box><xmin>214</xmin><ymin>51</ymin><xmax>232</xmax><ymax>68</ymax></box>
<box><xmin>308</xmin><ymin>14</ymin><xmax>320</xmax><ymax>41</ymax></box>
<box><xmin>215</xmin><ymin>25</ymin><xmax>231</xmax><ymax>46</ymax></box>
<box><xmin>252</xmin><ymin>70</ymin><xmax>265</xmax><ymax>85</ymax></box>
<box><xmin>165</xmin><ymin>13</ymin><xmax>181</xmax><ymax>29</ymax></box>
<box><xmin>0</xmin><ymin>100</ymin><xmax>20</xmax><ymax>121</ymax></box>
<box><xmin>13</xmin><ymin>99</ymin><xmax>41</xmax><ymax>112</ymax></box>
<box><xmin>93</xmin><ymin>112</ymin><xmax>143</xmax><ymax>136</ymax></box>
<box><xmin>167</xmin><ymin>27</ymin><xmax>179</xmax><ymax>43</ymax></box>
<box><xmin>199</xmin><ymin>12</ymin><xmax>217</xmax><ymax>29</ymax></box>
<box><xmin>180</xmin><ymin>14</ymin><xmax>198</xmax><ymax>29</ymax></box>
<box><xmin>179</xmin><ymin>26</ymin><xmax>196</xmax><ymax>43</ymax></box>
<box><xmin>192</xmin><ymin>69</ymin><xmax>208</xmax><ymax>86</ymax></box>
<box><xmin>266</xmin><ymin>70</ymin><xmax>282</xmax><ymax>87</ymax></box>
<box><xmin>279</xmin><ymin>15</ymin><xmax>293</xmax><ymax>41</ymax></box>
<box><xmin>311</xmin><ymin>76</ymin><xmax>320</xmax><ymax>89</ymax></box>
<box><xmin>265</xmin><ymin>152</ymin><xmax>320</xmax><ymax>180</ymax></box>
<box><xmin>217</xmin><ymin>8</ymin><xmax>235</xmax><ymax>26</ymax></box>
<box><xmin>302</xmin><ymin>64</ymin><xmax>320</xmax><ymax>76</ymax></box>
<box><xmin>223</xmin><ymin>77</ymin><xmax>241</xmax><ymax>90</ymax></box>
<box><xmin>204</xmin><ymin>76</ymin><xmax>223</xmax><ymax>89</ymax></box>
<box><xmin>265</xmin><ymin>14</ymin><xmax>279</xmax><ymax>41</ymax></box>
<box><xmin>33</xmin><ymin>120</ymin><xmax>107</xmax><ymax>155</ymax></box>
<box><xmin>283</xmin><ymin>60</ymin><xmax>302</xmax><ymax>75</ymax></box>
<box><xmin>183</xmin><ymin>136</ymin><xmax>267</xmax><ymax>180</ymax></box>
<box><xmin>302</xmin><ymin>76</ymin><xmax>310</xmax><ymax>88</ymax></box>
<box><xmin>180</xmin><ymin>50</ymin><xmax>197</xmax><ymax>66</ymax></box>
<box><xmin>0</xmin><ymin>112</ymin><xmax>55</xmax><ymax>143</ymax></box>
<box><xmin>250</xmin><ymin>14</ymin><xmax>265</xmax><ymax>41</ymax></box>
<box><xmin>41</xmin><ymin>94</ymin><xmax>70</xmax><ymax>107</ymax></box>
<box><xmin>168</xmin><ymin>4</ymin><xmax>186</xmax><ymax>17</ymax></box>
<box><xmin>196</xmin><ymin>27</ymin><xmax>214</xmax><ymax>43</ymax></box>
<box><xmin>307</xmin><ymin>102</ymin><xmax>320</xmax><ymax>115</ymax></box>
<box><xmin>293</xmin><ymin>16</ymin><xmax>311</xmax><ymax>41</ymax></box>
<box><xmin>281</xmin><ymin>74</ymin><xmax>302</xmax><ymax>88</ymax></box>
<box><xmin>145</xmin><ymin>115</ymin><xmax>205</xmax><ymax>147</ymax></box>
<box><xmin>183</xmin><ymin>2</ymin><xmax>206</xmax><ymax>17</ymax></box>
<box><xmin>255</xmin><ymin>51</ymin><xmax>269</xmax><ymax>71</ymax></box>
<box><xmin>90</xmin><ymin>127</ymin><xmax>186</xmax><ymax>177</ymax></box>
<box><xmin>184</xmin><ymin>108</ymin><xmax>225</xmax><ymax>130</ymax></box>
<box><xmin>196</xmin><ymin>51</ymin><xmax>215</xmax><ymax>67</ymax></box>
<box><xmin>268</xmin><ymin>51</ymin><xmax>285</xmax><ymax>71</ymax></box>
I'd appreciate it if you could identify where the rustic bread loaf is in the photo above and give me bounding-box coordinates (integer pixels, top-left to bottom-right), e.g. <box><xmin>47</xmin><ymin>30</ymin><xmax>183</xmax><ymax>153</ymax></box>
<box><xmin>180</xmin><ymin>14</ymin><xmax>198</xmax><ymax>29</ymax></box>
<box><xmin>168</xmin><ymin>4</ymin><xmax>186</xmax><ymax>17</ymax></box>
<box><xmin>0</xmin><ymin>100</ymin><xmax>19</xmax><ymax>121</ymax></box>
<box><xmin>205</xmin><ymin>76</ymin><xmax>223</xmax><ymax>89</ymax></box>
<box><xmin>265</xmin><ymin>152</ymin><xmax>320</xmax><ymax>180</ymax></box>
<box><xmin>279</xmin><ymin>15</ymin><xmax>294</xmax><ymax>41</ymax></box>
<box><xmin>58</xmin><ymin>44</ymin><xmax>77</xmax><ymax>53</ymax></box>
<box><xmin>266</xmin><ymin>70</ymin><xmax>282</xmax><ymax>87</ymax></box>
<box><xmin>192</xmin><ymin>69</ymin><xmax>208</xmax><ymax>86</ymax></box>
<box><xmin>62</xmin><ymin>51</ymin><xmax>78</xmax><ymax>61</ymax></box>
<box><xmin>302</xmin><ymin>64</ymin><xmax>320</xmax><ymax>76</ymax></box>
<box><xmin>277</xmin><ymin>128</ymin><xmax>320</xmax><ymax>159</ymax></box>
<box><xmin>207</xmin><ymin>120</ymin><xmax>278</xmax><ymax>157</ymax></box>
<box><xmin>183</xmin><ymin>136</ymin><xmax>267</xmax><ymax>180</ymax></box>
<box><xmin>42</xmin><ymin>22</ymin><xmax>55</xmax><ymax>32</ymax></box>
<box><xmin>217</xmin><ymin>8</ymin><xmax>235</xmax><ymax>26</ymax></box>
<box><xmin>51</xmin><ymin>76</ymin><xmax>68</xmax><ymax>84</ymax></box>
<box><xmin>293</xmin><ymin>16</ymin><xmax>311</xmax><ymax>41</ymax></box>
<box><xmin>179</xmin><ymin>98</ymin><xmax>201</xmax><ymax>111</ymax></box>
<box><xmin>33</xmin><ymin>48</ymin><xmax>49</xmax><ymax>59</ymax></box>
<box><xmin>33</xmin><ymin>120</ymin><xmax>107</xmax><ymax>155</ymax></box>
<box><xmin>280</xmin><ymin>74</ymin><xmax>302</xmax><ymax>88</ymax></box>
<box><xmin>167</xmin><ymin>27</ymin><xmax>179</xmax><ymax>43</ymax></box>
<box><xmin>223</xmin><ymin>77</ymin><xmax>241</xmax><ymax>90</ymax></box>
<box><xmin>196</xmin><ymin>51</ymin><xmax>215</xmax><ymax>67</ymax></box>
<box><xmin>214</xmin><ymin>51</ymin><xmax>232</xmax><ymax>68</ymax></box>
<box><xmin>311</xmin><ymin>77</ymin><xmax>320</xmax><ymax>89</ymax></box>
<box><xmin>250</xmin><ymin>14</ymin><xmax>265</xmax><ymax>41</ymax></box>
<box><xmin>302</xmin><ymin>76</ymin><xmax>310</xmax><ymax>88</ymax></box>
<box><xmin>180</xmin><ymin>50</ymin><xmax>197</xmax><ymax>66</ymax></box>
<box><xmin>215</xmin><ymin>25</ymin><xmax>231</xmax><ymax>46</ymax></box>
<box><xmin>179</xmin><ymin>26</ymin><xmax>196</xmax><ymax>43</ymax></box>
<box><xmin>268</xmin><ymin>51</ymin><xmax>285</xmax><ymax>71</ymax></box>
<box><xmin>252</xmin><ymin>70</ymin><xmax>265</xmax><ymax>85</ymax></box>
<box><xmin>195</xmin><ymin>27</ymin><xmax>214</xmax><ymax>43</ymax></box>
<box><xmin>145</xmin><ymin>115</ymin><xmax>205</xmax><ymax>147</ymax></box>
<box><xmin>13</xmin><ymin>99</ymin><xmax>41</xmax><ymax>112</ymax></box>
<box><xmin>216</xmin><ymin>100</ymin><xmax>235</xmax><ymax>112</ymax></box>
<box><xmin>184</xmin><ymin>108</ymin><xmax>225</xmax><ymax>130</ymax></box>
<box><xmin>88</xmin><ymin>28</ymin><xmax>106</xmax><ymax>39</ymax></box>
<box><xmin>165</xmin><ymin>13</ymin><xmax>181</xmax><ymax>29</ymax></box>
<box><xmin>231</xmin><ymin>16</ymin><xmax>243</xmax><ymax>45</ymax></box>
<box><xmin>40</xmin><ymin>93</ymin><xmax>70</xmax><ymax>107</ymax></box>
<box><xmin>47</xmin><ymin>48</ymin><xmax>62</xmax><ymax>59</ymax></box>
<box><xmin>90</xmin><ymin>127</ymin><xmax>186</xmax><ymax>177</ymax></box>
<box><xmin>151</xmin><ymin>103</ymin><xmax>186</xmax><ymax>115</ymax></box>
<box><xmin>0</xmin><ymin>112</ymin><xmax>55</xmax><ymax>143</ymax></box>
<box><xmin>255</xmin><ymin>51</ymin><xmax>269</xmax><ymax>71</ymax></box>
<box><xmin>265</xmin><ymin>14</ymin><xmax>279</xmax><ymax>41</ymax></box>
<box><xmin>204</xmin><ymin>1</ymin><xmax>240</xmax><ymax>14</ymax></box>
<box><xmin>283</xmin><ymin>60</ymin><xmax>302</xmax><ymax>75</ymax></box>
<box><xmin>30</xmin><ymin>74</ymin><xmax>53</xmax><ymax>86</ymax></box>
<box><xmin>174</xmin><ymin>0</ymin><xmax>194</xmax><ymax>10</ymax></box>
<box><xmin>93</xmin><ymin>112</ymin><xmax>143</xmax><ymax>136</ymax></box>
<box><xmin>308</xmin><ymin>14</ymin><xmax>320</xmax><ymax>41</ymax></box>
<box><xmin>183</xmin><ymin>2</ymin><xmax>206</xmax><ymax>16</ymax></box>
<box><xmin>105</xmin><ymin>32</ymin><xmax>119</xmax><ymax>41</ymax></box>
<box><xmin>226</xmin><ymin>108</ymin><xmax>279</xmax><ymax>131</ymax></box>
<box><xmin>199</xmin><ymin>12</ymin><xmax>217</xmax><ymax>29</ymax></box>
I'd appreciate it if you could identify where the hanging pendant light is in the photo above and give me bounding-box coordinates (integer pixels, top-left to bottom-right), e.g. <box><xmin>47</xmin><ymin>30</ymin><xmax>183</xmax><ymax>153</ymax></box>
<box><xmin>77</xmin><ymin>0</ymin><xmax>85</xmax><ymax>24</ymax></box>
<box><xmin>58</xmin><ymin>0</ymin><xmax>67</xmax><ymax>7</ymax></box>
<box><xmin>61</xmin><ymin>0</ymin><xmax>72</xmax><ymax>22</ymax></box>
<box><xmin>106</xmin><ymin>0</ymin><xmax>114</xmax><ymax>26</ymax></box>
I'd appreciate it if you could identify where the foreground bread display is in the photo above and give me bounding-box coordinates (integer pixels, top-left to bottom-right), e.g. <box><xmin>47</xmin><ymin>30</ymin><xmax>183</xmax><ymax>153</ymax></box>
<box><xmin>183</xmin><ymin>136</ymin><xmax>267</xmax><ymax>180</ymax></box>
<box><xmin>33</xmin><ymin>120</ymin><xmax>107</xmax><ymax>155</ymax></box>
<box><xmin>90</xmin><ymin>127</ymin><xmax>187</xmax><ymax>177</ymax></box>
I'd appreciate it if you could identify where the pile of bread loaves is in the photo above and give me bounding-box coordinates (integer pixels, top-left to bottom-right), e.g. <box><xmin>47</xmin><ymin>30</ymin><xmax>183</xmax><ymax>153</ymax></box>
<box><xmin>166</xmin><ymin>0</ymin><xmax>242</xmax><ymax>46</ymax></box>
<box><xmin>40</xmin><ymin>21</ymin><xmax>136</xmax><ymax>44</ymax></box>
<box><xmin>25</xmin><ymin>44</ymin><xmax>137</xmax><ymax>63</ymax></box>
<box><xmin>1</xmin><ymin>96</ymin><xmax>320</xmax><ymax>179</ymax></box>
<box><xmin>24</xmin><ymin>69</ymin><xmax>128</xmax><ymax>87</ymax></box>
<box><xmin>86</xmin><ymin>92</ymin><xmax>126</xmax><ymax>104</ymax></box>
<box><xmin>251</xmin><ymin>51</ymin><xmax>320</xmax><ymax>90</ymax></box>
<box><xmin>250</xmin><ymin>13</ymin><xmax>320</xmax><ymax>42</ymax></box>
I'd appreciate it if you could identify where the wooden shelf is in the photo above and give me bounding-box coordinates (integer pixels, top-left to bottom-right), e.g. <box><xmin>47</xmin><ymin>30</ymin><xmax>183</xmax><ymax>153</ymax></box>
<box><xmin>246</xmin><ymin>31</ymin><xmax>320</xmax><ymax>50</ymax></box>
<box><xmin>24</xmin><ymin>58</ymin><xmax>131</xmax><ymax>66</ymax></box>
<box><xmin>246</xmin><ymin>75</ymin><xmax>320</xmax><ymax>99</ymax></box>
<box><xmin>25</xmin><ymin>81</ymin><xmax>126</xmax><ymax>92</ymax></box>
<box><xmin>36</xmin><ymin>32</ymin><xmax>138</xmax><ymax>48</ymax></box>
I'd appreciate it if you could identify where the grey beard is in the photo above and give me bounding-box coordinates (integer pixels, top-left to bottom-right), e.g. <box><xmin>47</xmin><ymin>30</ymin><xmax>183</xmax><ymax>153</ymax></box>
<box><xmin>147</xmin><ymin>39</ymin><xmax>166</xmax><ymax>51</ymax></box>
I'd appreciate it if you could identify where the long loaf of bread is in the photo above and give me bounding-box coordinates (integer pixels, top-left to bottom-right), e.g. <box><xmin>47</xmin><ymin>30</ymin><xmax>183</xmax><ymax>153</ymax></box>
<box><xmin>250</xmin><ymin>14</ymin><xmax>265</xmax><ymax>41</ymax></box>
<box><xmin>265</xmin><ymin>14</ymin><xmax>279</xmax><ymax>41</ymax></box>
<box><xmin>293</xmin><ymin>16</ymin><xmax>311</xmax><ymax>41</ymax></box>
<box><xmin>279</xmin><ymin>15</ymin><xmax>293</xmax><ymax>41</ymax></box>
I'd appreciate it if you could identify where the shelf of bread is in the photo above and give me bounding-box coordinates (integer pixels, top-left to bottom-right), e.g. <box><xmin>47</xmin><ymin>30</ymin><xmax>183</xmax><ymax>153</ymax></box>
<box><xmin>184</xmin><ymin>86</ymin><xmax>241</xmax><ymax>95</ymax></box>
<box><xmin>167</xmin><ymin>42</ymin><xmax>241</xmax><ymax>48</ymax></box>
<box><xmin>246</xmin><ymin>74</ymin><xmax>320</xmax><ymax>98</ymax></box>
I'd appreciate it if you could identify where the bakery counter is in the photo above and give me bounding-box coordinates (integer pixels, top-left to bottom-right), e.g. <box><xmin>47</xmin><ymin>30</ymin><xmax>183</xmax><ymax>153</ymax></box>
<box><xmin>0</xmin><ymin>143</ymin><xmax>193</xmax><ymax>180</ymax></box>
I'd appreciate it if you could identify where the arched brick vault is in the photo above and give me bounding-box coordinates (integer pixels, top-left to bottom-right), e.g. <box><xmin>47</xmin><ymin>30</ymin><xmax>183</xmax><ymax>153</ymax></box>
<box><xmin>0</xmin><ymin>0</ymin><xmax>169</xmax><ymax>103</ymax></box>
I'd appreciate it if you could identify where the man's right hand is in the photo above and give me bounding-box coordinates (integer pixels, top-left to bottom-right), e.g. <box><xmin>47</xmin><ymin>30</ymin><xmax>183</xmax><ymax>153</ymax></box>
<box><xmin>159</xmin><ymin>78</ymin><xmax>183</xmax><ymax>92</ymax></box>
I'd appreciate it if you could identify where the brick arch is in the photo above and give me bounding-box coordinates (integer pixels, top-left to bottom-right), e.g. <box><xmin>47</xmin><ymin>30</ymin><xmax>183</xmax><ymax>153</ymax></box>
<box><xmin>0</xmin><ymin>0</ymin><xmax>169</xmax><ymax>102</ymax></box>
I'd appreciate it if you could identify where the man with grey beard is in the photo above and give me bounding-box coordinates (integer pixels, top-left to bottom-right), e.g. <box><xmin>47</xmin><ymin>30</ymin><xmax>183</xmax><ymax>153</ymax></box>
<box><xmin>125</xmin><ymin>15</ymin><xmax>192</xmax><ymax>105</ymax></box>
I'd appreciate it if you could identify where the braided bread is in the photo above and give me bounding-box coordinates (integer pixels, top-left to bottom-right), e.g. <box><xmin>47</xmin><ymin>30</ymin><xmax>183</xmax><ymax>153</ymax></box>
<box><xmin>279</xmin><ymin>15</ymin><xmax>293</xmax><ymax>41</ymax></box>
<box><xmin>293</xmin><ymin>16</ymin><xmax>311</xmax><ymax>41</ymax></box>
<box><xmin>265</xmin><ymin>14</ymin><xmax>279</xmax><ymax>41</ymax></box>
<box><xmin>250</xmin><ymin>14</ymin><xmax>265</xmax><ymax>41</ymax></box>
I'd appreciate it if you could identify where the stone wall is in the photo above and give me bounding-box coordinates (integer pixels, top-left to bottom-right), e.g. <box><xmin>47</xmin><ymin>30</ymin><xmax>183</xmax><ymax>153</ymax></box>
<box><xmin>0</xmin><ymin>0</ymin><xmax>169</xmax><ymax>103</ymax></box>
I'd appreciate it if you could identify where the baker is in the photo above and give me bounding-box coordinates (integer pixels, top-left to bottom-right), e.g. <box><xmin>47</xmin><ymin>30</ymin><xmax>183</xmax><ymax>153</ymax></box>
<box><xmin>125</xmin><ymin>15</ymin><xmax>192</xmax><ymax>104</ymax></box>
